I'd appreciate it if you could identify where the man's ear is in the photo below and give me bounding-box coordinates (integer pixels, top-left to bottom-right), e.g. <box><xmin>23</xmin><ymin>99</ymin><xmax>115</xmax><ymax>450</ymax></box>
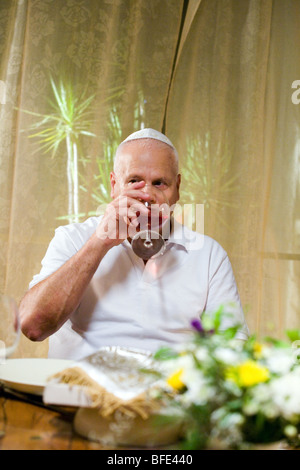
<box><xmin>176</xmin><ymin>173</ymin><xmax>181</xmax><ymax>190</ymax></box>
<box><xmin>110</xmin><ymin>171</ymin><xmax>117</xmax><ymax>198</ymax></box>
<box><xmin>176</xmin><ymin>173</ymin><xmax>181</xmax><ymax>200</ymax></box>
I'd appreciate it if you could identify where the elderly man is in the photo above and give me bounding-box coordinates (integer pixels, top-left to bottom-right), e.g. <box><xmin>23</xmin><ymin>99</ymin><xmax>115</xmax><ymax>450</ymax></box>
<box><xmin>20</xmin><ymin>129</ymin><xmax>249</xmax><ymax>360</ymax></box>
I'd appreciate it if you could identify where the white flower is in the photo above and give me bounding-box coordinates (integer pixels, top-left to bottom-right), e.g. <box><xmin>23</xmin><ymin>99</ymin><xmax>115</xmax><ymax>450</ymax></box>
<box><xmin>161</xmin><ymin>352</ymin><xmax>214</xmax><ymax>406</ymax></box>
<box><xmin>284</xmin><ymin>425</ymin><xmax>298</xmax><ymax>438</ymax></box>
<box><xmin>243</xmin><ymin>401</ymin><xmax>259</xmax><ymax>416</ymax></box>
<box><xmin>214</xmin><ymin>347</ymin><xmax>240</xmax><ymax>365</ymax></box>
<box><xmin>194</xmin><ymin>346</ymin><xmax>209</xmax><ymax>362</ymax></box>
<box><xmin>246</xmin><ymin>383</ymin><xmax>280</xmax><ymax>419</ymax></box>
<box><xmin>174</xmin><ymin>354</ymin><xmax>195</xmax><ymax>374</ymax></box>
<box><xmin>269</xmin><ymin>369</ymin><xmax>300</xmax><ymax>419</ymax></box>
<box><xmin>181</xmin><ymin>369</ymin><xmax>214</xmax><ymax>406</ymax></box>
<box><xmin>251</xmin><ymin>382</ymin><xmax>271</xmax><ymax>402</ymax></box>
<box><xmin>158</xmin><ymin>354</ymin><xmax>193</xmax><ymax>376</ymax></box>
<box><xmin>227</xmin><ymin>412</ymin><xmax>245</xmax><ymax>427</ymax></box>
<box><xmin>263</xmin><ymin>403</ymin><xmax>280</xmax><ymax>419</ymax></box>
<box><xmin>265</xmin><ymin>349</ymin><xmax>294</xmax><ymax>375</ymax></box>
<box><xmin>211</xmin><ymin>409</ymin><xmax>245</xmax><ymax>446</ymax></box>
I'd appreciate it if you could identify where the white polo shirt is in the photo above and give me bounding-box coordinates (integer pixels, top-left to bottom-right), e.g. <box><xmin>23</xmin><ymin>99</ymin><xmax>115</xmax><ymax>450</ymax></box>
<box><xmin>29</xmin><ymin>217</ymin><xmax>249</xmax><ymax>360</ymax></box>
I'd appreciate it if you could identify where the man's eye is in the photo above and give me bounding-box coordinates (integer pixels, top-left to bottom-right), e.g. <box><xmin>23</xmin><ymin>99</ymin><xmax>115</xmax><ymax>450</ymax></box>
<box><xmin>128</xmin><ymin>179</ymin><xmax>138</xmax><ymax>184</ymax></box>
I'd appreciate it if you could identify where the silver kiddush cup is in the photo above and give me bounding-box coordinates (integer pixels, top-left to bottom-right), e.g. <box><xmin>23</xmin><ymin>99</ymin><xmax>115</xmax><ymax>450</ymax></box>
<box><xmin>131</xmin><ymin>201</ymin><xmax>166</xmax><ymax>260</ymax></box>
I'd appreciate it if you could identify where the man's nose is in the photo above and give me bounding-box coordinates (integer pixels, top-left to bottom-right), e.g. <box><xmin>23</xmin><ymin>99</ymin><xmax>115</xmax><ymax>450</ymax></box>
<box><xmin>141</xmin><ymin>184</ymin><xmax>157</xmax><ymax>204</ymax></box>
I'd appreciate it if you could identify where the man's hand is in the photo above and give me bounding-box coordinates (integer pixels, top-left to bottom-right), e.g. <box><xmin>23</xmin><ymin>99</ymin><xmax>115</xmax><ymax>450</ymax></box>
<box><xmin>96</xmin><ymin>181</ymin><xmax>151</xmax><ymax>248</ymax></box>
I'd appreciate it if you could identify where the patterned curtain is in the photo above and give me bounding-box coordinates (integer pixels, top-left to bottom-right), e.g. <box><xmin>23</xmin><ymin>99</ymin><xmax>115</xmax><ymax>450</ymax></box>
<box><xmin>0</xmin><ymin>0</ymin><xmax>299</xmax><ymax>358</ymax></box>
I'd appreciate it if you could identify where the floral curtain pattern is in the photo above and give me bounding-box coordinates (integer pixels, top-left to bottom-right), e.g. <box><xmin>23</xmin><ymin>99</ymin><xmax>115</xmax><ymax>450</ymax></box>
<box><xmin>0</xmin><ymin>0</ymin><xmax>299</xmax><ymax>358</ymax></box>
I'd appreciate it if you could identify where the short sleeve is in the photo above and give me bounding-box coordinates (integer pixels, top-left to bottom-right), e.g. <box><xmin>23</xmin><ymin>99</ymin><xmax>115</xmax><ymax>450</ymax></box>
<box><xmin>29</xmin><ymin>227</ymin><xmax>79</xmax><ymax>289</ymax></box>
<box><xmin>205</xmin><ymin>245</ymin><xmax>250</xmax><ymax>340</ymax></box>
<box><xmin>28</xmin><ymin>216</ymin><xmax>100</xmax><ymax>289</ymax></box>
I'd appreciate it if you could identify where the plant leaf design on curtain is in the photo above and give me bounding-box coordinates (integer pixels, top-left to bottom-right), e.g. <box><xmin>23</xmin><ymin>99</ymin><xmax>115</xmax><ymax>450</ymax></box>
<box><xmin>19</xmin><ymin>78</ymin><xmax>96</xmax><ymax>223</ymax></box>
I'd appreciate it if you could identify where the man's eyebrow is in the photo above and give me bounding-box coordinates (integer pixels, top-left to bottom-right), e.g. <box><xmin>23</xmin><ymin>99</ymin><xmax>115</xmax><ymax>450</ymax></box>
<box><xmin>126</xmin><ymin>174</ymin><xmax>143</xmax><ymax>180</ymax></box>
<box><xmin>153</xmin><ymin>177</ymin><xmax>169</xmax><ymax>182</ymax></box>
<box><xmin>126</xmin><ymin>174</ymin><xmax>172</xmax><ymax>184</ymax></box>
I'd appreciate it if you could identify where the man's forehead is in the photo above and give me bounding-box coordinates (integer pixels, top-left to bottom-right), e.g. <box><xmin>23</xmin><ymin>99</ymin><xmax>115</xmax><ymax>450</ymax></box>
<box><xmin>119</xmin><ymin>142</ymin><xmax>176</xmax><ymax>170</ymax></box>
<box><xmin>114</xmin><ymin>137</ymin><xmax>179</xmax><ymax>176</ymax></box>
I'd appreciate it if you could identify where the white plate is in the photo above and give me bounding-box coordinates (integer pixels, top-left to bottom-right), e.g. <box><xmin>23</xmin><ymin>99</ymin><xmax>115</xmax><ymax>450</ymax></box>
<box><xmin>0</xmin><ymin>358</ymin><xmax>73</xmax><ymax>395</ymax></box>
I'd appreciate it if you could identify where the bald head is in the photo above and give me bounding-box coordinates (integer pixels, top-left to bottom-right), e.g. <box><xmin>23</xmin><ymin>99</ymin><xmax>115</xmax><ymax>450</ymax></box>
<box><xmin>114</xmin><ymin>128</ymin><xmax>179</xmax><ymax>175</ymax></box>
<box><xmin>110</xmin><ymin>132</ymin><xmax>181</xmax><ymax>207</ymax></box>
<box><xmin>114</xmin><ymin>138</ymin><xmax>178</xmax><ymax>176</ymax></box>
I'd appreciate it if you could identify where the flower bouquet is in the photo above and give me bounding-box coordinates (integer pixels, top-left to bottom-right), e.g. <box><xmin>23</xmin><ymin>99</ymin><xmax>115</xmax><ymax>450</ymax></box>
<box><xmin>150</xmin><ymin>308</ymin><xmax>300</xmax><ymax>449</ymax></box>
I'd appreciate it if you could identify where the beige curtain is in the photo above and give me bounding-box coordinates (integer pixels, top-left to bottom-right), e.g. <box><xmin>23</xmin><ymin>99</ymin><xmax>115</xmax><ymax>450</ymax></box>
<box><xmin>166</xmin><ymin>0</ymin><xmax>300</xmax><ymax>338</ymax></box>
<box><xmin>0</xmin><ymin>0</ymin><xmax>299</xmax><ymax>358</ymax></box>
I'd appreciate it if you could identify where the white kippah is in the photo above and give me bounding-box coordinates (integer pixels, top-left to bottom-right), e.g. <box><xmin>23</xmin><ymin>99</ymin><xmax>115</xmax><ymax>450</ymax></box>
<box><xmin>122</xmin><ymin>128</ymin><xmax>175</xmax><ymax>150</ymax></box>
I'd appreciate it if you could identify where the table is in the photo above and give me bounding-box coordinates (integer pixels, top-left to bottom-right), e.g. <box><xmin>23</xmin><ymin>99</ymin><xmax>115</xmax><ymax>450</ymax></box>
<box><xmin>0</xmin><ymin>393</ymin><xmax>114</xmax><ymax>450</ymax></box>
<box><xmin>0</xmin><ymin>392</ymin><xmax>297</xmax><ymax>451</ymax></box>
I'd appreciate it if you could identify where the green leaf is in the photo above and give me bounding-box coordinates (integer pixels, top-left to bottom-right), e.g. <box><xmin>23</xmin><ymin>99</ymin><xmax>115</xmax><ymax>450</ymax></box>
<box><xmin>285</xmin><ymin>329</ymin><xmax>300</xmax><ymax>342</ymax></box>
<box><xmin>138</xmin><ymin>368</ymin><xmax>162</xmax><ymax>378</ymax></box>
<box><xmin>227</xmin><ymin>399</ymin><xmax>243</xmax><ymax>411</ymax></box>
<box><xmin>220</xmin><ymin>325</ymin><xmax>240</xmax><ymax>340</ymax></box>
<box><xmin>213</xmin><ymin>305</ymin><xmax>224</xmax><ymax>330</ymax></box>
<box><xmin>153</xmin><ymin>347</ymin><xmax>179</xmax><ymax>361</ymax></box>
<box><xmin>263</xmin><ymin>336</ymin><xmax>290</xmax><ymax>348</ymax></box>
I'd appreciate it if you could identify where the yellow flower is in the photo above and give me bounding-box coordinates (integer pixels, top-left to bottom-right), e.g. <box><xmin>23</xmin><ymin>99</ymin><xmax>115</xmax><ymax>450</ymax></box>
<box><xmin>253</xmin><ymin>342</ymin><xmax>265</xmax><ymax>359</ymax></box>
<box><xmin>226</xmin><ymin>360</ymin><xmax>270</xmax><ymax>387</ymax></box>
<box><xmin>167</xmin><ymin>368</ymin><xmax>185</xmax><ymax>391</ymax></box>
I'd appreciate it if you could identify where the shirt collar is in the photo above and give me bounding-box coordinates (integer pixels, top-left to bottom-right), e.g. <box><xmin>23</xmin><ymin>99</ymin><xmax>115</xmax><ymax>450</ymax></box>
<box><xmin>166</xmin><ymin>219</ymin><xmax>191</xmax><ymax>251</ymax></box>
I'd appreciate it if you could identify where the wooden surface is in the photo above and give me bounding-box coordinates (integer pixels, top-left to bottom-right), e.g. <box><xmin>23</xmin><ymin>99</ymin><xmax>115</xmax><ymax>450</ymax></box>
<box><xmin>0</xmin><ymin>394</ymin><xmax>113</xmax><ymax>450</ymax></box>
<box><xmin>0</xmin><ymin>393</ymin><xmax>297</xmax><ymax>451</ymax></box>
